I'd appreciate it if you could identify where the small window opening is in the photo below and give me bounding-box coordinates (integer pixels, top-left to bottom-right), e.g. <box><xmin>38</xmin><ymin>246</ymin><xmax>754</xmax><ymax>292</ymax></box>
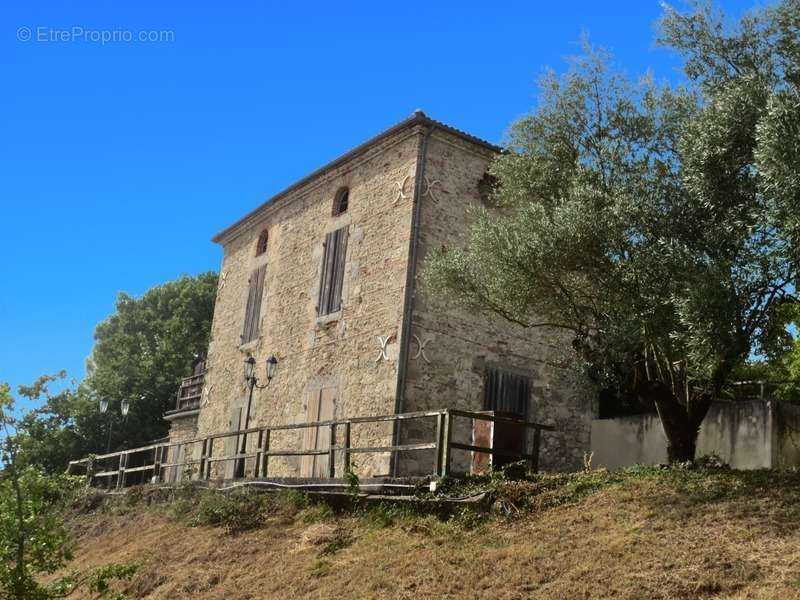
<box><xmin>332</xmin><ymin>187</ymin><xmax>349</xmax><ymax>216</ymax></box>
<box><xmin>255</xmin><ymin>229</ymin><xmax>269</xmax><ymax>256</ymax></box>
<box><xmin>483</xmin><ymin>367</ymin><xmax>530</xmax><ymax>417</ymax></box>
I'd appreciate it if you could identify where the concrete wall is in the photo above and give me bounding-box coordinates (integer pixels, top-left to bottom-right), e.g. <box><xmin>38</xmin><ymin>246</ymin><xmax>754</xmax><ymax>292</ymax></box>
<box><xmin>774</xmin><ymin>403</ymin><xmax>800</xmax><ymax>468</ymax></box>
<box><xmin>196</xmin><ymin>127</ymin><xmax>423</xmax><ymax>478</ymax></box>
<box><xmin>400</xmin><ymin>130</ymin><xmax>592</xmax><ymax>473</ymax></box>
<box><xmin>591</xmin><ymin>401</ymin><xmax>800</xmax><ymax>470</ymax></box>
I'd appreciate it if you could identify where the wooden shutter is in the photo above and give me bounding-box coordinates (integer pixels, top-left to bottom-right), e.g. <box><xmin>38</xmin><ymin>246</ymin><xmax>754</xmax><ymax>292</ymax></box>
<box><xmin>317</xmin><ymin>227</ymin><xmax>348</xmax><ymax>316</ymax></box>
<box><xmin>241</xmin><ymin>265</ymin><xmax>267</xmax><ymax>343</ymax></box>
<box><xmin>483</xmin><ymin>368</ymin><xmax>530</xmax><ymax>417</ymax></box>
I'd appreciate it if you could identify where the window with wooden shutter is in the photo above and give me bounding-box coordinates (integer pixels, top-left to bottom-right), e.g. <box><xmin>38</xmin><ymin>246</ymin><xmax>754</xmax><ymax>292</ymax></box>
<box><xmin>483</xmin><ymin>368</ymin><xmax>531</xmax><ymax>417</ymax></box>
<box><xmin>316</xmin><ymin>226</ymin><xmax>348</xmax><ymax>317</ymax></box>
<box><xmin>241</xmin><ymin>264</ymin><xmax>267</xmax><ymax>344</ymax></box>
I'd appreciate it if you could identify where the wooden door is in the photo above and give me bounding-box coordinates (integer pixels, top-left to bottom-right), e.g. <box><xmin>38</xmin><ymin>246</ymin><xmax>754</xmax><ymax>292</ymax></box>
<box><xmin>225</xmin><ymin>401</ymin><xmax>244</xmax><ymax>479</ymax></box>
<box><xmin>301</xmin><ymin>387</ymin><xmax>337</xmax><ymax>477</ymax></box>
<box><xmin>171</xmin><ymin>444</ymin><xmax>185</xmax><ymax>483</ymax></box>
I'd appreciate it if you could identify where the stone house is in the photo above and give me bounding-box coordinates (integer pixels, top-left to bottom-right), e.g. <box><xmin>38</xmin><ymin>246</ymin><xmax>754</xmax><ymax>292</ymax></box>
<box><xmin>164</xmin><ymin>111</ymin><xmax>592</xmax><ymax>478</ymax></box>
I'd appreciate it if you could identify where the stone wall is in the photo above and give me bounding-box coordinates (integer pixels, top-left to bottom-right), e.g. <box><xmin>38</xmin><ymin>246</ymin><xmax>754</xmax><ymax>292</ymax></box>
<box><xmin>196</xmin><ymin>127</ymin><xmax>424</xmax><ymax>478</ymax></box>
<box><xmin>163</xmin><ymin>413</ymin><xmax>200</xmax><ymax>483</ymax></box>
<box><xmin>166</xmin><ymin>413</ymin><xmax>199</xmax><ymax>444</ymax></box>
<box><xmin>400</xmin><ymin>130</ymin><xmax>592</xmax><ymax>473</ymax></box>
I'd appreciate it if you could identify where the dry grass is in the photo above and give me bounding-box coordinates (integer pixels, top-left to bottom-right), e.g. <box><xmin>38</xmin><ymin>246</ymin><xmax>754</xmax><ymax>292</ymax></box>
<box><xmin>61</xmin><ymin>467</ymin><xmax>800</xmax><ymax>599</ymax></box>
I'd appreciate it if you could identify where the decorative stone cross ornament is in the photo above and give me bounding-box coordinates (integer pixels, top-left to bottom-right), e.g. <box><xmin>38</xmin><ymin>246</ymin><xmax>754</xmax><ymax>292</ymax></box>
<box><xmin>423</xmin><ymin>176</ymin><xmax>441</xmax><ymax>203</ymax></box>
<box><xmin>376</xmin><ymin>335</ymin><xmax>391</xmax><ymax>363</ymax></box>
<box><xmin>393</xmin><ymin>175</ymin><xmax>410</xmax><ymax>205</ymax></box>
<box><xmin>411</xmin><ymin>334</ymin><xmax>432</xmax><ymax>363</ymax></box>
<box><xmin>218</xmin><ymin>270</ymin><xmax>228</xmax><ymax>292</ymax></box>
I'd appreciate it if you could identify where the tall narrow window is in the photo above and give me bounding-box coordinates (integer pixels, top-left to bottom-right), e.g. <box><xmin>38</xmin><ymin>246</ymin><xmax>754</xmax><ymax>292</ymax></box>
<box><xmin>332</xmin><ymin>187</ymin><xmax>349</xmax><ymax>216</ymax></box>
<box><xmin>483</xmin><ymin>368</ymin><xmax>531</xmax><ymax>417</ymax></box>
<box><xmin>316</xmin><ymin>226</ymin><xmax>348</xmax><ymax>317</ymax></box>
<box><xmin>241</xmin><ymin>264</ymin><xmax>267</xmax><ymax>343</ymax></box>
<box><xmin>255</xmin><ymin>229</ymin><xmax>269</xmax><ymax>256</ymax></box>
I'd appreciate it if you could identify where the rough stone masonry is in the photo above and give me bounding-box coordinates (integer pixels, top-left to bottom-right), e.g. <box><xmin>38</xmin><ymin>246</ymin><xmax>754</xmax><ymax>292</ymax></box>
<box><xmin>166</xmin><ymin>111</ymin><xmax>593</xmax><ymax>478</ymax></box>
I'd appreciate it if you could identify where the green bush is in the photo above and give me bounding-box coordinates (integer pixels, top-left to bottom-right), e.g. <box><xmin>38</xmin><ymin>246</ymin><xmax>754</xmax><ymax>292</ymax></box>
<box><xmin>191</xmin><ymin>490</ymin><xmax>270</xmax><ymax>534</ymax></box>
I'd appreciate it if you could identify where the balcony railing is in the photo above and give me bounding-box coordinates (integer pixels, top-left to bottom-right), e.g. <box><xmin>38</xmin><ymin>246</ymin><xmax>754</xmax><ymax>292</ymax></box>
<box><xmin>173</xmin><ymin>371</ymin><xmax>205</xmax><ymax>413</ymax></box>
<box><xmin>66</xmin><ymin>409</ymin><xmax>556</xmax><ymax>489</ymax></box>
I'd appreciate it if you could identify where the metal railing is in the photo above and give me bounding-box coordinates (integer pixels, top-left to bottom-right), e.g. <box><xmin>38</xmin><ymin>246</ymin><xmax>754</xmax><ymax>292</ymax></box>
<box><xmin>66</xmin><ymin>409</ymin><xmax>555</xmax><ymax>489</ymax></box>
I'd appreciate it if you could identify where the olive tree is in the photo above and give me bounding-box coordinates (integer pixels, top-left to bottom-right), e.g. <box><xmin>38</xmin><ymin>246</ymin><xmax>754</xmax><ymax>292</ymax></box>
<box><xmin>423</xmin><ymin>0</ymin><xmax>799</xmax><ymax>462</ymax></box>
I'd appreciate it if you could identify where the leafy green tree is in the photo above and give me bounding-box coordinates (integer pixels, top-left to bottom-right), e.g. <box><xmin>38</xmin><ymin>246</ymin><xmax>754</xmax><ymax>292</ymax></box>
<box><xmin>83</xmin><ymin>272</ymin><xmax>217</xmax><ymax>451</ymax></box>
<box><xmin>0</xmin><ymin>385</ymin><xmax>136</xmax><ymax>598</ymax></box>
<box><xmin>12</xmin><ymin>373</ymin><xmax>95</xmax><ymax>474</ymax></box>
<box><xmin>0</xmin><ymin>384</ymin><xmax>68</xmax><ymax>597</ymax></box>
<box><xmin>423</xmin><ymin>1</ymin><xmax>799</xmax><ymax>462</ymax></box>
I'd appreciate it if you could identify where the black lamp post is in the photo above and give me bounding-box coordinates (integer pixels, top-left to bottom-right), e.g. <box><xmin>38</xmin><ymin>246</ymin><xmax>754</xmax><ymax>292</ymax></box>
<box><xmin>99</xmin><ymin>398</ymin><xmax>111</xmax><ymax>454</ymax></box>
<box><xmin>99</xmin><ymin>398</ymin><xmax>132</xmax><ymax>454</ymax></box>
<box><xmin>235</xmin><ymin>354</ymin><xmax>278</xmax><ymax>478</ymax></box>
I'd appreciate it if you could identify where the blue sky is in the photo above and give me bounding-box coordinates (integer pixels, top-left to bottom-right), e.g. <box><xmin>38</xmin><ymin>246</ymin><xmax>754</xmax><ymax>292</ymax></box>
<box><xmin>1</xmin><ymin>0</ymin><xmax>758</xmax><ymax>410</ymax></box>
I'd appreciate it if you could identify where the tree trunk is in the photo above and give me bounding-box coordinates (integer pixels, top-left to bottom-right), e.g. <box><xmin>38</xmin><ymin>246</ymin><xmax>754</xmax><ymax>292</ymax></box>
<box><xmin>637</xmin><ymin>381</ymin><xmax>711</xmax><ymax>463</ymax></box>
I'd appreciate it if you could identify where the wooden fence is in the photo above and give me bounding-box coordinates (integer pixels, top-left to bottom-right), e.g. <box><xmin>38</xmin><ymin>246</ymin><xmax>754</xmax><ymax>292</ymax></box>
<box><xmin>66</xmin><ymin>409</ymin><xmax>555</xmax><ymax>489</ymax></box>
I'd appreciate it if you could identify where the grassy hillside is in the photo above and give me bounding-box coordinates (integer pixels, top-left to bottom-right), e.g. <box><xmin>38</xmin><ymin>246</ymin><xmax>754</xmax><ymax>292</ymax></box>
<box><xmin>62</xmin><ymin>466</ymin><xmax>800</xmax><ymax>599</ymax></box>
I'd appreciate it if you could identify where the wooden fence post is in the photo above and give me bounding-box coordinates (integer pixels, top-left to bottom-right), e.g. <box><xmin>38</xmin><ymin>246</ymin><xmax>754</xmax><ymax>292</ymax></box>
<box><xmin>328</xmin><ymin>423</ymin><xmax>337</xmax><ymax>479</ymax></box>
<box><xmin>261</xmin><ymin>429</ymin><xmax>271</xmax><ymax>478</ymax></box>
<box><xmin>254</xmin><ymin>430</ymin><xmax>264</xmax><ymax>478</ymax></box>
<box><xmin>153</xmin><ymin>445</ymin><xmax>163</xmax><ymax>483</ymax></box>
<box><xmin>434</xmin><ymin>411</ymin><xmax>445</xmax><ymax>476</ymax></box>
<box><xmin>342</xmin><ymin>422</ymin><xmax>351</xmax><ymax>474</ymax></box>
<box><xmin>116</xmin><ymin>452</ymin><xmax>128</xmax><ymax>490</ymax></box>
<box><xmin>86</xmin><ymin>456</ymin><xmax>95</xmax><ymax>487</ymax></box>
<box><xmin>440</xmin><ymin>411</ymin><xmax>452</xmax><ymax>477</ymax></box>
<box><xmin>198</xmin><ymin>440</ymin><xmax>207</xmax><ymax>483</ymax></box>
<box><xmin>205</xmin><ymin>438</ymin><xmax>213</xmax><ymax>480</ymax></box>
<box><xmin>531</xmin><ymin>427</ymin><xmax>542</xmax><ymax>473</ymax></box>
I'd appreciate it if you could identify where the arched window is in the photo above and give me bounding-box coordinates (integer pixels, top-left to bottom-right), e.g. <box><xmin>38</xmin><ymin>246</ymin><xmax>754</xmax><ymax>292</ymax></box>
<box><xmin>255</xmin><ymin>229</ymin><xmax>269</xmax><ymax>256</ymax></box>
<box><xmin>332</xmin><ymin>187</ymin><xmax>349</xmax><ymax>216</ymax></box>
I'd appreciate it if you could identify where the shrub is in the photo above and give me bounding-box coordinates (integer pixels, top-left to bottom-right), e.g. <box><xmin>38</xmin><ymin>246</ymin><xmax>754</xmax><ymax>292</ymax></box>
<box><xmin>191</xmin><ymin>490</ymin><xmax>270</xmax><ymax>534</ymax></box>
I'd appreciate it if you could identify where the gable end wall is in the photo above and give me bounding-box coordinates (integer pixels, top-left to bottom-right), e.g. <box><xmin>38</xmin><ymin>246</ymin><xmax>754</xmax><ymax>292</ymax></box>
<box><xmin>400</xmin><ymin>129</ymin><xmax>592</xmax><ymax>473</ymax></box>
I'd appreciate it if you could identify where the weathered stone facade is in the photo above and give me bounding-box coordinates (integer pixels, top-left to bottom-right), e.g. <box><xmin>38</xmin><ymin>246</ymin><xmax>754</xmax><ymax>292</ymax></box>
<box><xmin>400</xmin><ymin>129</ymin><xmax>591</xmax><ymax>473</ymax></box>
<box><xmin>165</xmin><ymin>412</ymin><xmax>199</xmax><ymax>444</ymax></box>
<box><xmin>169</xmin><ymin>111</ymin><xmax>592</xmax><ymax>476</ymax></box>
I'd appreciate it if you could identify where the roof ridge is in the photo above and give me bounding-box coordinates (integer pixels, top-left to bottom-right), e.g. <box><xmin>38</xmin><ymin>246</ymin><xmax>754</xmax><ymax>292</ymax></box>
<box><xmin>212</xmin><ymin>111</ymin><xmax>500</xmax><ymax>244</ymax></box>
